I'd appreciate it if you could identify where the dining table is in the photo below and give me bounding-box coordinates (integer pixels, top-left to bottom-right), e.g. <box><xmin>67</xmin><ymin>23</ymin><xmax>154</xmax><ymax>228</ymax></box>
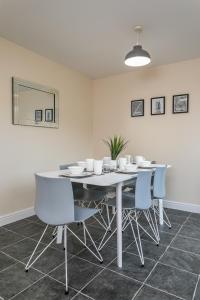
<box><xmin>38</xmin><ymin>165</ymin><xmax>166</xmax><ymax>268</ymax></box>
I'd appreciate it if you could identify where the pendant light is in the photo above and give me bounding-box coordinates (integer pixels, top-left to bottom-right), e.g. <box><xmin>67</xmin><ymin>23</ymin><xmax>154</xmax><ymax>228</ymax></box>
<box><xmin>124</xmin><ymin>25</ymin><xmax>151</xmax><ymax>67</ymax></box>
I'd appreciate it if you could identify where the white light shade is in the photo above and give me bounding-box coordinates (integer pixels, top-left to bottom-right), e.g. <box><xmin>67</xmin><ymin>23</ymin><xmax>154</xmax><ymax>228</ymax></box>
<box><xmin>125</xmin><ymin>56</ymin><xmax>151</xmax><ymax>67</ymax></box>
<box><xmin>124</xmin><ymin>45</ymin><xmax>151</xmax><ymax>67</ymax></box>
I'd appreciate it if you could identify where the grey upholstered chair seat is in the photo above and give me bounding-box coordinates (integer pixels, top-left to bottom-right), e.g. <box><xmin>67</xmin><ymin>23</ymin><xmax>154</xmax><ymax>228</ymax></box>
<box><xmin>74</xmin><ymin>206</ymin><xmax>98</xmax><ymax>222</ymax></box>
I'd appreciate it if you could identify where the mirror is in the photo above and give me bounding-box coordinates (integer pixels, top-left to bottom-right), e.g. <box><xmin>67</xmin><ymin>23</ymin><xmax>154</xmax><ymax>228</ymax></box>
<box><xmin>12</xmin><ymin>77</ymin><xmax>59</xmax><ymax>128</ymax></box>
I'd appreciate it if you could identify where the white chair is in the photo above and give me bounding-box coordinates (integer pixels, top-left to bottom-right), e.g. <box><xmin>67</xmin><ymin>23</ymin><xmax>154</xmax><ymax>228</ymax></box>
<box><xmin>25</xmin><ymin>174</ymin><xmax>103</xmax><ymax>294</ymax></box>
<box><xmin>99</xmin><ymin>170</ymin><xmax>157</xmax><ymax>266</ymax></box>
<box><xmin>153</xmin><ymin>165</ymin><xmax>172</xmax><ymax>228</ymax></box>
<box><xmin>59</xmin><ymin>163</ymin><xmax>109</xmax><ymax>230</ymax></box>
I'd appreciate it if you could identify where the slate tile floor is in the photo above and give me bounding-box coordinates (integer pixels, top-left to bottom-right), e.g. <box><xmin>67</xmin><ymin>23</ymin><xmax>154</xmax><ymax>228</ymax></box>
<box><xmin>0</xmin><ymin>209</ymin><xmax>200</xmax><ymax>299</ymax></box>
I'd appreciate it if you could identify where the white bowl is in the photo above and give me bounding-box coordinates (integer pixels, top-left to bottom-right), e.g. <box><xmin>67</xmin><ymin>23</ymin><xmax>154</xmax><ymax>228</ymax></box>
<box><xmin>77</xmin><ymin>161</ymin><xmax>87</xmax><ymax>168</ymax></box>
<box><xmin>125</xmin><ymin>164</ymin><xmax>138</xmax><ymax>172</ymax></box>
<box><xmin>68</xmin><ymin>166</ymin><xmax>84</xmax><ymax>175</ymax></box>
<box><xmin>139</xmin><ymin>160</ymin><xmax>151</xmax><ymax>167</ymax></box>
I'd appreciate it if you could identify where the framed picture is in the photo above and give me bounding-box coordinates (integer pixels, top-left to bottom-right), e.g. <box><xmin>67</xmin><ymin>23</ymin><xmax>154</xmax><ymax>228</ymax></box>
<box><xmin>151</xmin><ymin>96</ymin><xmax>165</xmax><ymax>115</ymax></box>
<box><xmin>45</xmin><ymin>109</ymin><xmax>54</xmax><ymax>122</ymax></box>
<box><xmin>131</xmin><ymin>100</ymin><xmax>144</xmax><ymax>117</ymax></box>
<box><xmin>173</xmin><ymin>94</ymin><xmax>189</xmax><ymax>113</ymax></box>
<box><xmin>35</xmin><ymin>110</ymin><xmax>43</xmax><ymax>122</ymax></box>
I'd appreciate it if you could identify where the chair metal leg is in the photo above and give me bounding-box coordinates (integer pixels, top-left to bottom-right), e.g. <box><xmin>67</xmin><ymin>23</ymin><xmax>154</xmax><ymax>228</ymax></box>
<box><xmin>106</xmin><ymin>204</ymin><xmax>111</xmax><ymax>230</ymax></box>
<box><xmin>158</xmin><ymin>199</ymin><xmax>164</xmax><ymax>225</ymax></box>
<box><xmin>98</xmin><ymin>210</ymin><xmax>117</xmax><ymax>250</ymax></box>
<box><xmin>128</xmin><ymin>211</ymin><xmax>144</xmax><ymax>266</ymax></box>
<box><xmin>152</xmin><ymin>202</ymin><xmax>160</xmax><ymax>241</ymax></box>
<box><xmin>83</xmin><ymin>223</ymin><xmax>87</xmax><ymax>245</ymax></box>
<box><xmin>52</xmin><ymin>226</ymin><xmax>57</xmax><ymax>237</ymax></box>
<box><xmin>130</xmin><ymin>213</ymin><xmax>158</xmax><ymax>245</ymax></box>
<box><xmin>154</xmin><ymin>200</ymin><xmax>172</xmax><ymax>228</ymax></box>
<box><xmin>98</xmin><ymin>211</ymin><xmax>129</xmax><ymax>251</ymax></box>
<box><xmin>64</xmin><ymin>225</ymin><xmax>68</xmax><ymax>294</ymax></box>
<box><xmin>147</xmin><ymin>209</ymin><xmax>159</xmax><ymax>240</ymax></box>
<box><xmin>93</xmin><ymin>214</ymin><xmax>107</xmax><ymax>230</ymax></box>
<box><xmin>143</xmin><ymin>210</ymin><xmax>159</xmax><ymax>244</ymax></box>
<box><xmin>25</xmin><ymin>224</ymin><xmax>57</xmax><ymax>271</ymax></box>
<box><xmin>163</xmin><ymin>208</ymin><xmax>172</xmax><ymax>228</ymax></box>
<box><xmin>67</xmin><ymin>224</ymin><xmax>103</xmax><ymax>263</ymax></box>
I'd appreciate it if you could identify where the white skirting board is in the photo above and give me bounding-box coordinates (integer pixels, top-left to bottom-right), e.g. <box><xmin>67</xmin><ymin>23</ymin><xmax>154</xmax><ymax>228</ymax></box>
<box><xmin>0</xmin><ymin>200</ymin><xmax>200</xmax><ymax>227</ymax></box>
<box><xmin>0</xmin><ymin>207</ymin><xmax>35</xmax><ymax>227</ymax></box>
<box><xmin>163</xmin><ymin>200</ymin><xmax>200</xmax><ymax>213</ymax></box>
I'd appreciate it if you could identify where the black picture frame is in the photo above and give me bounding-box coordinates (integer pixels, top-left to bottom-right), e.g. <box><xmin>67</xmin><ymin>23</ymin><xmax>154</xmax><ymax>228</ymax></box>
<box><xmin>173</xmin><ymin>94</ymin><xmax>189</xmax><ymax>114</ymax></box>
<box><xmin>131</xmin><ymin>99</ymin><xmax>144</xmax><ymax>117</ymax></box>
<box><xmin>35</xmin><ymin>110</ymin><xmax>43</xmax><ymax>122</ymax></box>
<box><xmin>151</xmin><ymin>96</ymin><xmax>165</xmax><ymax>115</ymax></box>
<box><xmin>45</xmin><ymin>109</ymin><xmax>54</xmax><ymax>122</ymax></box>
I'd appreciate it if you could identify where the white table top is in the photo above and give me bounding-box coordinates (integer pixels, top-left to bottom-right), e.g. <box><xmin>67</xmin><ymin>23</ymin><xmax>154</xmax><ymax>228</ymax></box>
<box><xmin>37</xmin><ymin>164</ymin><xmax>170</xmax><ymax>187</ymax></box>
<box><xmin>37</xmin><ymin>170</ymin><xmax>137</xmax><ymax>186</ymax></box>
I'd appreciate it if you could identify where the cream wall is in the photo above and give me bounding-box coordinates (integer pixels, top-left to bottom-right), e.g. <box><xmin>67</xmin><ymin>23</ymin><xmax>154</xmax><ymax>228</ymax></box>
<box><xmin>93</xmin><ymin>59</ymin><xmax>200</xmax><ymax>205</ymax></box>
<box><xmin>0</xmin><ymin>37</ymin><xmax>93</xmax><ymax>215</ymax></box>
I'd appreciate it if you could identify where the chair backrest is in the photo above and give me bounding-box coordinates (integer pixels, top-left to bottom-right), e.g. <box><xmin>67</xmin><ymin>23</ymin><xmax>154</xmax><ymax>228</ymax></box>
<box><xmin>153</xmin><ymin>165</ymin><xmax>167</xmax><ymax>199</ymax></box>
<box><xmin>135</xmin><ymin>170</ymin><xmax>152</xmax><ymax>210</ymax></box>
<box><xmin>35</xmin><ymin>174</ymin><xmax>75</xmax><ymax>226</ymax></box>
<box><xmin>59</xmin><ymin>162</ymin><xmax>77</xmax><ymax>170</ymax></box>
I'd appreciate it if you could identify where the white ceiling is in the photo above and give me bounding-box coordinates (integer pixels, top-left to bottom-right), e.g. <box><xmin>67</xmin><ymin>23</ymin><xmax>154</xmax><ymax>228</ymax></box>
<box><xmin>0</xmin><ymin>0</ymin><xmax>200</xmax><ymax>78</ymax></box>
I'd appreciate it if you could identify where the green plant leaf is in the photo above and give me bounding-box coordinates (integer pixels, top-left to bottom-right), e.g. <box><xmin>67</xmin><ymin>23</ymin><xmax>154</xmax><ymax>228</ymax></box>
<box><xmin>103</xmin><ymin>135</ymin><xmax>128</xmax><ymax>160</ymax></box>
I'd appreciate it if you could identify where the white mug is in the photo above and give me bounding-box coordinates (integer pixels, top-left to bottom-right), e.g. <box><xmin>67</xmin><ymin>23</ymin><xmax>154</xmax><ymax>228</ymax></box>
<box><xmin>77</xmin><ymin>161</ymin><xmax>87</xmax><ymax>169</ymax></box>
<box><xmin>135</xmin><ymin>155</ymin><xmax>145</xmax><ymax>165</ymax></box>
<box><xmin>118</xmin><ymin>157</ymin><xmax>127</xmax><ymax>171</ymax></box>
<box><xmin>125</xmin><ymin>155</ymin><xmax>132</xmax><ymax>164</ymax></box>
<box><xmin>109</xmin><ymin>160</ymin><xmax>117</xmax><ymax>170</ymax></box>
<box><xmin>86</xmin><ymin>159</ymin><xmax>94</xmax><ymax>172</ymax></box>
<box><xmin>103</xmin><ymin>156</ymin><xmax>111</xmax><ymax>165</ymax></box>
<box><xmin>94</xmin><ymin>160</ymin><xmax>103</xmax><ymax>175</ymax></box>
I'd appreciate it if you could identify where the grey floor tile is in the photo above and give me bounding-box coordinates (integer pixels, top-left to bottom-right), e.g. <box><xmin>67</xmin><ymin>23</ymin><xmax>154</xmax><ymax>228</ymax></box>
<box><xmin>67</xmin><ymin>234</ymin><xmax>90</xmax><ymax>255</ymax></box>
<box><xmin>184</xmin><ymin>216</ymin><xmax>200</xmax><ymax>227</ymax></box>
<box><xmin>165</xmin><ymin>214</ymin><xmax>188</xmax><ymax>225</ymax></box>
<box><xmin>126</xmin><ymin>239</ymin><xmax>166</xmax><ymax>261</ymax></box>
<box><xmin>161</xmin><ymin>247</ymin><xmax>200</xmax><ymax>274</ymax></box>
<box><xmin>165</xmin><ymin>208</ymin><xmax>190</xmax><ymax>218</ymax></box>
<box><xmin>157</xmin><ymin>223</ymin><xmax>181</xmax><ymax>235</ymax></box>
<box><xmin>0</xmin><ymin>262</ymin><xmax>43</xmax><ymax>299</ymax></box>
<box><xmin>147</xmin><ymin>263</ymin><xmax>198</xmax><ymax>300</ymax></box>
<box><xmin>68</xmin><ymin>223</ymin><xmax>85</xmax><ymax>233</ymax></box>
<box><xmin>135</xmin><ymin>285</ymin><xmax>180</xmax><ymax>300</ymax></box>
<box><xmin>77</xmin><ymin>244</ymin><xmax>117</xmax><ymax>267</ymax></box>
<box><xmin>179</xmin><ymin>224</ymin><xmax>200</xmax><ymax>240</ymax></box>
<box><xmin>107</xmin><ymin>252</ymin><xmax>156</xmax><ymax>282</ymax></box>
<box><xmin>171</xmin><ymin>235</ymin><xmax>200</xmax><ymax>256</ymax></box>
<box><xmin>49</xmin><ymin>256</ymin><xmax>102</xmax><ymax>290</ymax></box>
<box><xmin>0</xmin><ymin>251</ymin><xmax>16</xmax><ymax>271</ymax></box>
<box><xmin>3</xmin><ymin>238</ymin><xmax>44</xmax><ymax>261</ymax></box>
<box><xmin>102</xmin><ymin>232</ymin><xmax>133</xmax><ymax>250</ymax></box>
<box><xmin>73</xmin><ymin>293</ymin><xmax>93</xmax><ymax>300</ymax></box>
<box><xmin>4</xmin><ymin>219</ymin><xmax>30</xmax><ymax>231</ymax></box>
<box><xmin>26</xmin><ymin>215</ymin><xmax>44</xmax><ymax>226</ymax></box>
<box><xmin>194</xmin><ymin>279</ymin><xmax>200</xmax><ymax>300</ymax></box>
<box><xmin>24</xmin><ymin>247</ymin><xmax>66</xmax><ymax>274</ymax></box>
<box><xmin>188</xmin><ymin>213</ymin><xmax>200</xmax><ymax>220</ymax></box>
<box><xmin>82</xmin><ymin>268</ymin><xmax>142</xmax><ymax>300</ymax></box>
<box><xmin>5</xmin><ymin>221</ymin><xmax>45</xmax><ymax>238</ymax></box>
<box><xmin>12</xmin><ymin>276</ymin><xmax>77</xmax><ymax>300</ymax></box>
<box><xmin>0</xmin><ymin>228</ymin><xmax>24</xmax><ymax>249</ymax></box>
<box><xmin>142</xmin><ymin>231</ymin><xmax>175</xmax><ymax>246</ymax></box>
<box><xmin>76</xmin><ymin>225</ymin><xmax>105</xmax><ymax>243</ymax></box>
<box><xmin>31</xmin><ymin>227</ymin><xmax>66</xmax><ymax>252</ymax></box>
<box><xmin>30</xmin><ymin>227</ymin><xmax>83</xmax><ymax>255</ymax></box>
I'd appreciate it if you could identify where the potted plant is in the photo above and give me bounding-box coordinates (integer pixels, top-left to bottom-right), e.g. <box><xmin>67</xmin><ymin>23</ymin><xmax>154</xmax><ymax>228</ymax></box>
<box><xmin>103</xmin><ymin>135</ymin><xmax>128</xmax><ymax>169</ymax></box>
